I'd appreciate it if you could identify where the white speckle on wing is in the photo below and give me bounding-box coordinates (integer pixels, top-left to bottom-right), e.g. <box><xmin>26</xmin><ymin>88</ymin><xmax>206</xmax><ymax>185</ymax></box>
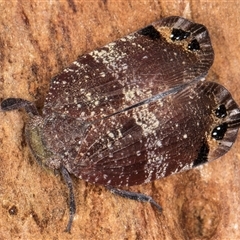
<box><xmin>132</xmin><ymin>106</ymin><xmax>159</xmax><ymax>137</ymax></box>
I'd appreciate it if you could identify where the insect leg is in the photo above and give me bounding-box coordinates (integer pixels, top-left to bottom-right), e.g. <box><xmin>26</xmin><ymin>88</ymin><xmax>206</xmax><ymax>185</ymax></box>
<box><xmin>107</xmin><ymin>187</ymin><xmax>162</xmax><ymax>212</ymax></box>
<box><xmin>60</xmin><ymin>166</ymin><xmax>76</xmax><ymax>233</ymax></box>
<box><xmin>1</xmin><ymin>98</ymin><xmax>39</xmax><ymax>116</ymax></box>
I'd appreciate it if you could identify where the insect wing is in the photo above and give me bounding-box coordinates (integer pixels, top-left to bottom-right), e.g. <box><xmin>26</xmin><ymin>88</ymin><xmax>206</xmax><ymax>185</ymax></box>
<box><xmin>43</xmin><ymin>16</ymin><xmax>214</xmax><ymax>123</ymax></box>
<box><xmin>67</xmin><ymin>81</ymin><xmax>239</xmax><ymax>187</ymax></box>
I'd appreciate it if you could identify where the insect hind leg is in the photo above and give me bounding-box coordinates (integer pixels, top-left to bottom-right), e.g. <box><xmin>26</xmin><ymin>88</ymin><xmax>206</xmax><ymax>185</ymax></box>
<box><xmin>106</xmin><ymin>186</ymin><xmax>162</xmax><ymax>212</ymax></box>
<box><xmin>60</xmin><ymin>166</ymin><xmax>76</xmax><ymax>233</ymax></box>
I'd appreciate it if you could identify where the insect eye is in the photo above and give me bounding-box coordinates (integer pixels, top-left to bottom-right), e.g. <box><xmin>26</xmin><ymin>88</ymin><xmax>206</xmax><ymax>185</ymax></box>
<box><xmin>215</xmin><ymin>104</ymin><xmax>227</xmax><ymax>118</ymax></box>
<box><xmin>170</xmin><ymin>28</ymin><xmax>190</xmax><ymax>41</ymax></box>
<box><xmin>211</xmin><ymin>123</ymin><xmax>228</xmax><ymax>140</ymax></box>
<box><xmin>188</xmin><ymin>39</ymin><xmax>200</xmax><ymax>51</ymax></box>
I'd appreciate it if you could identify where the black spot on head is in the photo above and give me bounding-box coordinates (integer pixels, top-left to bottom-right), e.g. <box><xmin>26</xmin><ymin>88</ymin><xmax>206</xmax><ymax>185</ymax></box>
<box><xmin>170</xmin><ymin>28</ymin><xmax>190</xmax><ymax>41</ymax></box>
<box><xmin>215</xmin><ymin>105</ymin><xmax>227</xmax><ymax>118</ymax></box>
<box><xmin>193</xmin><ymin>142</ymin><xmax>209</xmax><ymax>167</ymax></box>
<box><xmin>212</xmin><ymin>123</ymin><xmax>228</xmax><ymax>140</ymax></box>
<box><xmin>188</xmin><ymin>39</ymin><xmax>200</xmax><ymax>51</ymax></box>
<box><xmin>138</xmin><ymin>25</ymin><xmax>160</xmax><ymax>40</ymax></box>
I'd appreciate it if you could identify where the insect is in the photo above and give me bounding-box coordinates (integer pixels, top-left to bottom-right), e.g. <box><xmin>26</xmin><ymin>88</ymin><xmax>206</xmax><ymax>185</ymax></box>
<box><xmin>1</xmin><ymin>16</ymin><xmax>240</xmax><ymax>232</ymax></box>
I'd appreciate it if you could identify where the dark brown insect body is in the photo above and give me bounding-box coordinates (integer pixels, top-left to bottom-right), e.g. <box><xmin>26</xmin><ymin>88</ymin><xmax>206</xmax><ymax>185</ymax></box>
<box><xmin>1</xmin><ymin>16</ymin><xmax>240</xmax><ymax>232</ymax></box>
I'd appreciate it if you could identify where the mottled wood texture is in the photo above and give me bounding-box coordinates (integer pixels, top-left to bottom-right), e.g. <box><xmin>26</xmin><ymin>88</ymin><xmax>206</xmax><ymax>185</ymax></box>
<box><xmin>0</xmin><ymin>1</ymin><xmax>239</xmax><ymax>239</ymax></box>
